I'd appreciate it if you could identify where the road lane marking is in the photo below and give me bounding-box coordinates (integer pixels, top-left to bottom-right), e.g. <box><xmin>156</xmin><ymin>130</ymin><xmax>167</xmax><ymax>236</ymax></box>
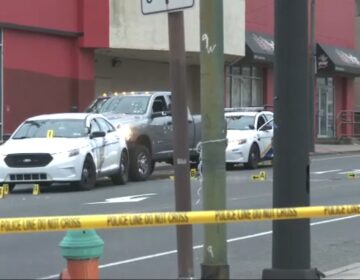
<box><xmin>338</xmin><ymin>169</ymin><xmax>360</xmax><ymax>175</ymax></box>
<box><xmin>38</xmin><ymin>215</ymin><xmax>360</xmax><ymax>279</ymax></box>
<box><xmin>312</xmin><ymin>155</ymin><xmax>360</xmax><ymax>161</ymax></box>
<box><xmin>85</xmin><ymin>193</ymin><xmax>157</xmax><ymax>205</ymax></box>
<box><xmin>312</xmin><ymin>169</ymin><xmax>342</xmax><ymax>175</ymax></box>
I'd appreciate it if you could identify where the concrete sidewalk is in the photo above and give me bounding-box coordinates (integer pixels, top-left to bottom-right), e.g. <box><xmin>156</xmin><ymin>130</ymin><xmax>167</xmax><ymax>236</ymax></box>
<box><xmin>324</xmin><ymin>263</ymin><xmax>360</xmax><ymax>279</ymax></box>
<box><xmin>314</xmin><ymin>143</ymin><xmax>360</xmax><ymax>155</ymax></box>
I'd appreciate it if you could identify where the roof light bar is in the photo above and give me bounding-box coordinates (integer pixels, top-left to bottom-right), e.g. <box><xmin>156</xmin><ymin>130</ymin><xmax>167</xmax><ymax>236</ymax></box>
<box><xmin>224</xmin><ymin>104</ymin><xmax>274</xmax><ymax>113</ymax></box>
<box><xmin>224</xmin><ymin>107</ymin><xmax>265</xmax><ymax>113</ymax></box>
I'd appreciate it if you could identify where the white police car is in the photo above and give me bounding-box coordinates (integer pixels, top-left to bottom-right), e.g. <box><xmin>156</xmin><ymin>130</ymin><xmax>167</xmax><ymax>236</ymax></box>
<box><xmin>225</xmin><ymin>107</ymin><xmax>274</xmax><ymax>169</ymax></box>
<box><xmin>0</xmin><ymin>113</ymin><xmax>129</xmax><ymax>192</ymax></box>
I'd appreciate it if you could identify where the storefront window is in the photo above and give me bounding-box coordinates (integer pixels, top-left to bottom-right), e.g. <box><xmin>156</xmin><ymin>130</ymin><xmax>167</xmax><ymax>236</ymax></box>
<box><xmin>230</xmin><ymin>66</ymin><xmax>263</xmax><ymax>107</ymax></box>
<box><xmin>317</xmin><ymin>77</ymin><xmax>335</xmax><ymax>138</ymax></box>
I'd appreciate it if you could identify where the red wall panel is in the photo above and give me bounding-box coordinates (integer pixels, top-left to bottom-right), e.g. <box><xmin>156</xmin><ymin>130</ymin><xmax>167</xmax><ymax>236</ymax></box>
<box><xmin>246</xmin><ymin>0</ymin><xmax>355</xmax><ymax>47</ymax></box>
<box><xmin>316</xmin><ymin>0</ymin><xmax>355</xmax><ymax>48</ymax></box>
<box><xmin>0</xmin><ymin>0</ymin><xmax>79</xmax><ymax>32</ymax></box>
<box><xmin>0</xmin><ymin>0</ymin><xmax>109</xmax><ymax>48</ymax></box>
<box><xmin>80</xmin><ymin>0</ymin><xmax>109</xmax><ymax>48</ymax></box>
<box><xmin>3</xmin><ymin>29</ymin><xmax>95</xmax><ymax>133</ymax></box>
<box><xmin>4</xmin><ymin>29</ymin><xmax>77</xmax><ymax>78</ymax></box>
<box><xmin>246</xmin><ymin>0</ymin><xmax>274</xmax><ymax>34</ymax></box>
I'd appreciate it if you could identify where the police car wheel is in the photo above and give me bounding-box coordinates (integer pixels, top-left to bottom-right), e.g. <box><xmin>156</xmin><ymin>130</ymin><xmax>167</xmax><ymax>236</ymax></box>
<box><xmin>129</xmin><ymin>145</ymin><xmax>152</xmax><ymax>181</ymax></box>
<box><xmin>78</xmin><ymin>156</ymin><xmax>96</xmax><ymax>190</ymax></box>
<box><xmin>111</xmin><ymin>149</ymin><xmax>129</xmax><ymax>185</ymax></box>
<box><xmin>226</xmin><ymin>163</ymin><xmax>236</xmax><ymax>170</ymax></box>
<box><xmin>245</xmin><ymin>144</ymin><xmax>259</xmax><ymax>169</ymax></box>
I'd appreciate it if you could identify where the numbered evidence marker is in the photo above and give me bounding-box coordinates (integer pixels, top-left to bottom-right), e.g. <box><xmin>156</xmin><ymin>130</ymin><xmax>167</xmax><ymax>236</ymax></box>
<box><xmin>3</xmin><ymin>184</ymin><xmax>9</xmax><ymax>195</ymax></box>
<box><xmin>190</xmin><ymin>168</ymin><xmax>198</xmax><ymax>178</ymax></box>
<box><xmin>32</xmin><ymin>184</ymin><xmax>40</xmax><ymax>195</ymax></box>
<box><xmin>47</xmin><ymin>129</ymin><xmax>54</xmax><ymax>138</ymax></box>
<box><xmin>170</xmin><ymin>169</ymin><xmax>199</xmax><ymax>180</ymax></box>
<box><xmin>251</xmin><ymin>171</ymin><xmax>267</xmax><ymax>181</ymax></box>
<box><xmin>347</xmin><ymin>172</ymin><xmax>358</xmax><ymax>179</ymax></box>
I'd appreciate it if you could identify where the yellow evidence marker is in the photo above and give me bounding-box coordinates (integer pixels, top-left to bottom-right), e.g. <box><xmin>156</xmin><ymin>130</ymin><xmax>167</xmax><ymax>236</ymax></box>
<box><xmin>3</xmin><ymin>184</ymin><xmax>9</xmax><ymax>195</ymax></box>
<box><xmin>33</xmin><ymin>184</ymin><xmax>40</xmax><ymax>195</ymax></box>
<box><xmin>252</xmin><ymin>171</ymin><xmax>267</xmax><ymax>181</ymax></box>
<box><xmin>47</xmin><ymin>129</ymin><xmax>54</xmax><ymax>138</ymax></box>
<box><xmin>170</xmin><ymin>169</ymin><xmax>199</xmax><ymax>181</ymax></box>
<box><xmin>259</xmin><ymin>171</ymin><xmax>267</xmax><ymax>180</ymax></box>
<box><xmin>347</xmin><ymin>172</ymin><xmax>358</xmax><ymax>179</ymax></box>
<box><xmin>190</xmin><ymin>168</ymin><xmax>197</xmax><ymax>178</ymax></box>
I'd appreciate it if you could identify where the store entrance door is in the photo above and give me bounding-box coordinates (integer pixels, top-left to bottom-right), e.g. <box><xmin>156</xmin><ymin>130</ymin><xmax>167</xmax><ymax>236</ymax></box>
<box><xmin>317</xmin><ymin>78</ymin><xmax>335</xmax><ymax>138</ymax></box>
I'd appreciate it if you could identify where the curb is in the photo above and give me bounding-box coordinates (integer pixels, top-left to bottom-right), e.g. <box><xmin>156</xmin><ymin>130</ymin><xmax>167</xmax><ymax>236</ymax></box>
<box><xmin>324</xmin><ymin>262</ymin><xmax>360</xmax><ymax>279</ymax></box>
<box><xmin>310</xmin><ymin>150</ymin><xmax>360</xmax><ymax>157</ymax></box>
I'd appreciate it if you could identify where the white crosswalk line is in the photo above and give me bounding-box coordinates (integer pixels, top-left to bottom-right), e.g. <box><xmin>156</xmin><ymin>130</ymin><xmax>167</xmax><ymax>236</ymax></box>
<box><xmin>312</xmin><ymin>169</ymin><xmax>342</xmax><ymax>174</ymax></box>
<box><xmin>338</xmin><ymin>169</ymin><xmax>360</xmax><ymax>175</ymax></box>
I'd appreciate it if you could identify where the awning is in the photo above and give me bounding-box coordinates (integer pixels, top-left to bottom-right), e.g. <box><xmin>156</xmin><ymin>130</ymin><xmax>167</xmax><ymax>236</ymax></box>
<box><xmin>317</xmin><ymin>44</ymin><xmax>360</xmax><ymax>76</ymax></box>
<box><xmin>245</xmin><ymin>32</ymin><xmax>274</xmax><ymax>63</ymax></box>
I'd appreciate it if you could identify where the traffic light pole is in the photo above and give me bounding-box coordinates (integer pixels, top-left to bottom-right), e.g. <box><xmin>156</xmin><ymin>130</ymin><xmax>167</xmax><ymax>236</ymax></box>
<box><xmin>168</xmin><ymin>11</ymin><xmax>194</xmax><ymax>280</ymax></box>
<box><xmin>262</xmin><ymin>1</ymin><xmax>320</xmax><ymax>279</ymax></box>
<box><xmin>199</xmin><ymin>0</ymin><xmax>228</xmax><ymax>279</ymax></box>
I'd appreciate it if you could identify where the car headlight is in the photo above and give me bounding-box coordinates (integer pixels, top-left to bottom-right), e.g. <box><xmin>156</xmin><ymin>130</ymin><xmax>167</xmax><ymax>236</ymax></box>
<box><xmin>116</xmin><ymin>124</ymin><xmax>132</xmax><ymax>141</ymax></box>
<box><xmin>229</xmin><ymin>138</ymin><xmax>247</xmax><ymax>145</ymax></box>
<box><xmin>68</xmin><ymin>149</ymin><xmax>80</xmax><ymax>157</ymax></box>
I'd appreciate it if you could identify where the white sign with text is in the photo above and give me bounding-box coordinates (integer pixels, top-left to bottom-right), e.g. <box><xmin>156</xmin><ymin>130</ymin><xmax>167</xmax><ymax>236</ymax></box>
<box><xmin>141</xmin><ymin>0</ymin><xmax>194</xmax><ymax>15</ymax></box>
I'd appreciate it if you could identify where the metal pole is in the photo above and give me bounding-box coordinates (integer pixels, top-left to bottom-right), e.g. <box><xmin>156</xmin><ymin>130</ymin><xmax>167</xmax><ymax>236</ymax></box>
<box><xmin>168</xmin><ymin>11</ymin><xmax>194</xmax><ymax>280</ymax></box>
<box><xmin>262</xmin><ymin>0</ymin><xmax>319</xmax><ymax>279</ymax></box>
<box><xmin>200</xmin><ymin>0</ymin><xmax>228</xmax><ymax>279</ymax></box>
<box><xmin>309</xmin><ymin>0</ymin><xmax>316</xmax><ymax>152</ymax></box>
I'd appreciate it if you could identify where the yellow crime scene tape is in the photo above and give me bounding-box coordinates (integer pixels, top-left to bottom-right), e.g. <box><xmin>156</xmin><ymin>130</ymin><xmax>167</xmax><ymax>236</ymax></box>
<box><xmin>0</xmin><ymin>204</ymin><xmax>360</xmax><ymax>234</ymax></box>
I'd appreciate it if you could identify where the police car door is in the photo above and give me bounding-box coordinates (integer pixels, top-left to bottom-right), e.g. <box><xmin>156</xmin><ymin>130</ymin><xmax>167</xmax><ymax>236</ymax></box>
<box><xmin>256</xmin><ymin>114</ymin><xmax>273</xmax><ymax>160</ymax></box>
<box><xmin>89</xmin><ymin>119</ymin><xmax>106</xmax><ymax>173</ymax></box>
<box><xmin>95</xmin><ymin>117</ymin><xmax>120</xmax><ymax>173</ymax></box>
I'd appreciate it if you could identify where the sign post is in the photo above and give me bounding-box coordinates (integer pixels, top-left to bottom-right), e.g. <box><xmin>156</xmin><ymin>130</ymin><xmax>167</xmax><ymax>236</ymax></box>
<box><xmin>141</xmin><ymin>1</ymin><xmax>195</xmax><ymax>279</ymax></box>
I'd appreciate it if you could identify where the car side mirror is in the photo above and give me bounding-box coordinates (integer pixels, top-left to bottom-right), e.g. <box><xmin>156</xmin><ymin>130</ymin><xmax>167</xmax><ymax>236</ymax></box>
<box><xmin>90</xmin><ymin>131</ymin><xmax>106</xmax><ymax>139</ymax></box>
<box><xmin>151</xmin><ymin>111</ymin><xmax>170</xmax><ymax>118</ymax></box>
<box><xmin>260</xmin><ymin>124</ymin><xmax>272</xmax><ymax>131</ymax></box>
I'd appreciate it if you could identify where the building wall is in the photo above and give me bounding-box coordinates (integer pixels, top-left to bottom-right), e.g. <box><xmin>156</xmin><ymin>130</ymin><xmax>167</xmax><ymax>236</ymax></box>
<box><xmin>0</xmin><ymin>0</ymin><xmax>79</xmax><ymax>32</ymax></box>
<box><xmin>246</xmin><ymin>0</ymin><xmax>356</xmax><ymax>47</ymax></box>
<box><xmin>99</xmin><ymin>0</ymin><xmax>245</xmax><ymax>114</ymax></box>
<box><xmin>109</xmin><ymin>0</ymin><xmax>245</xmax><ymax>58</ymax></box>
<box><xmin>0</xmin><ymin>0</ymin><xmax>108</xmax><ymax>47</ymax></box>
<box><xmin>246</xmin><ymin>0</ymin><xmax>274</xmax><ymax>34</ymax></box>
<box><xmin>3</xmin><ymin>29</ymin><xmax>94</xmax><ymax>132</ymax></box>
<box><xmin>0</xmin><ymin>0</ymin><xmax>109</xmax><ymax>134</ymax></box>
<box><xmin>316</xmin><ymin>0</ymin><xmax>355</xmax><ymax>48</ymax></box>
<box><xmin>246</xmin><ymin>0</ymin><xmax>357</xmax><ymax>139</ymax></box>
<box><xmin>94</xmin><ymin>54</ymin><xmax>201</xmax><ymax>113</ymax></box>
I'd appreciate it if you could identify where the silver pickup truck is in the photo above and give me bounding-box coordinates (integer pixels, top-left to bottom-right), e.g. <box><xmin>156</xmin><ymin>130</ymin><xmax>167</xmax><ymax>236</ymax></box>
<box><xmin>87</xmin><ymin>91</ymin><xmax>202</xmax><ymax>181</ymax></box>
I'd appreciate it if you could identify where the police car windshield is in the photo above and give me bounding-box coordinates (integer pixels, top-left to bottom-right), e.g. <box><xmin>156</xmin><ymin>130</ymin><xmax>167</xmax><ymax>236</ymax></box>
<box><xmin>12</xmin><ymin>119</ymin><xmax>87</xmax><ymax>139</ymax></box>
<box><xmin>226</xmin><ymin>115</ymin><xmax>255</xmax><ymax>130</ymax></box>
<box><xmin>99</xmin><ymin>96</ymin><xmax>151</xmax><ymax>115</ymax></box>
<box><xmin>85</xmin><ymin>97</ymin><xmax>109</xmax><ymax>113</ymax></box>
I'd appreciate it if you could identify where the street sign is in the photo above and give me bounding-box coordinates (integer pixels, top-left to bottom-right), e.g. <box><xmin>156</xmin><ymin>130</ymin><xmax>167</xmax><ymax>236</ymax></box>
<box><xmin>141</xmin><ymin>0</ymin><xmax>194</xmax><ymax>15</ymax></box>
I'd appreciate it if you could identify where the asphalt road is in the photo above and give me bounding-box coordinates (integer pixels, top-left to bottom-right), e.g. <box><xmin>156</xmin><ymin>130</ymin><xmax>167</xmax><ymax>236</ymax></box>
<box><xmin>1</xmin><ymin>154</ymin><xmax>360</xmax><ymax>279</ymax></box>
